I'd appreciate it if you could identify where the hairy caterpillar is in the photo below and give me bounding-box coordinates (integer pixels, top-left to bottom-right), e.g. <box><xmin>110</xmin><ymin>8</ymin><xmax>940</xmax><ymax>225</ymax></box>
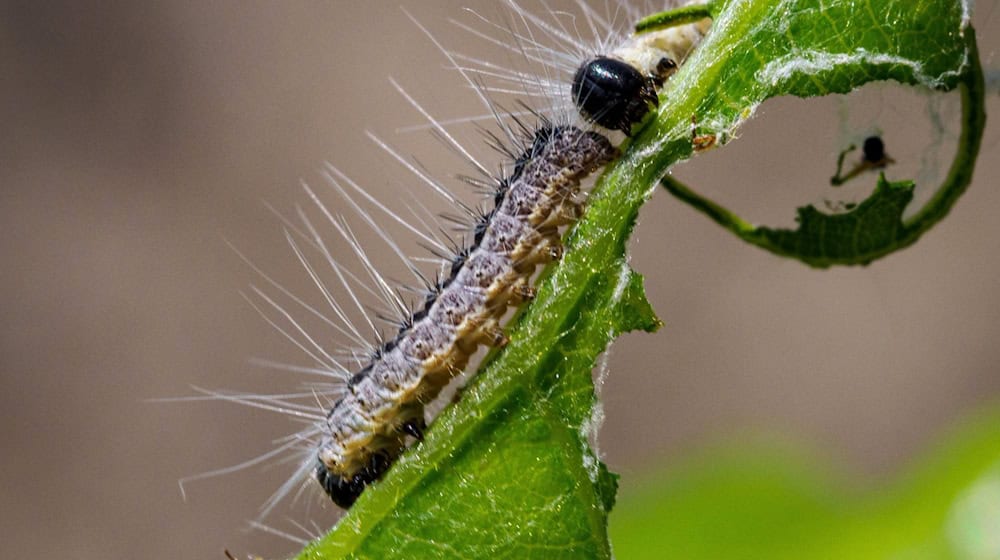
<box><xmin>183</xmin><ymin>1</ymin><xmax>711</xmax><ymax>519</ymax></box>
<box><xmin>313</xmin><ymin>1</ymin><xmax>713</xmax><ymax>507</ymax></box>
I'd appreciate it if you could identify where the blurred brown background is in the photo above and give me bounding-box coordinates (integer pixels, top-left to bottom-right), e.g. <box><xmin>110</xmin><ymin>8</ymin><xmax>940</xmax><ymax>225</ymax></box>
<box><xmin>2</xmin><ymin>2</ymin><xmax>998</xmax><ymax>558</ymax></box>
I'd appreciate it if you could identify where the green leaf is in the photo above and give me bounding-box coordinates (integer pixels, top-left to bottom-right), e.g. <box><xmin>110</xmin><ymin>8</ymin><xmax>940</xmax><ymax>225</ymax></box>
<box><xmin>742</xmin><ymin>176</ymin><xmax>918</xmax><ymax>267</ymax></box>
<box><xmin>663</xmin><ymin>173</ymin><xmax>925</xmax><ymax>267</ymax></box>
<box><xmin>300</xmin><ymin>1</ymin><xmax>978</xmax><ymax>557</ymax></box>
<box><xmin>657</xmin><ymin>2</ymin><xmax>985</xmax><ymax>268</ymax></box>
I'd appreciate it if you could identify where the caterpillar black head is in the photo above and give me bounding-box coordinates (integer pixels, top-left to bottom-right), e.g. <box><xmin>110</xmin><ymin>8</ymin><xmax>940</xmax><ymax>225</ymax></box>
<box><xmin>315</xmin><ymin>450</ymin><xmax>393</xmax><ymax>509</ymax></box>
<box><xmin>571</xmin><ymin>56</ymin><xmax>660</xmax><ymax>135</ymax></box>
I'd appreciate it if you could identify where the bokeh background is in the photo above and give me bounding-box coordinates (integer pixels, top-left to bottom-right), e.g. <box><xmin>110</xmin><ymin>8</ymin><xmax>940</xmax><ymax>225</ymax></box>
<box><xmin>2</xmin><ymin>2</ymin><xmax>999</xmax><ymax>558</ymax></box>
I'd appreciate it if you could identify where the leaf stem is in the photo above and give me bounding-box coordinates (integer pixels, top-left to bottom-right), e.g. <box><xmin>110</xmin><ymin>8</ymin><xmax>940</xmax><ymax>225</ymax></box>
<box><xmin>635</xmin><ymin>1</ymin><xmax>717</xmax><ymax>33</ymax></box>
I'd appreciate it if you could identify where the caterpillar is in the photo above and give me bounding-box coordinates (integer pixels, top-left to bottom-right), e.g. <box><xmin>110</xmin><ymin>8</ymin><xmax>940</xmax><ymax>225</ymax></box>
<box><xmin>183</xmin><ymin>1</ymin><xmax>711</xmax><ymax>520</ymax></box>
<box><xmin>312</xmin><ymin>2</ymin><xmax>713</xmax><ymax>507</ymax></box>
